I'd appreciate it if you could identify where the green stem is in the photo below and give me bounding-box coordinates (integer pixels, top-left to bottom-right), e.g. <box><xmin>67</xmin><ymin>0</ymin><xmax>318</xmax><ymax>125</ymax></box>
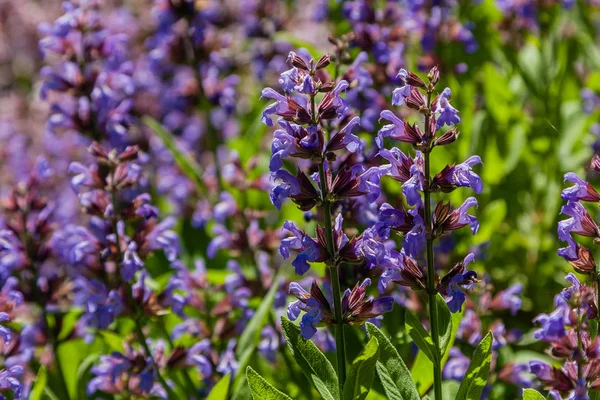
<box><xmin>133</xmin><ymin>321</ymin><xmax>177</xmax><ymax>398</ymax></box>
<box><xmin>109</xmin><ymin>168</ymin><xmax>176</xmax><ymax>398</ymax></box>
<box><xmin>318</xmin><ymin>163</ymin><xmax>346</xmax><ymax>393</ymax></box>
<box><xmin>423</xmin><ymin>89</ymin><xmax>443</xmax><ymax>399</ymax></box>
<box><xmin>43</xmin><ymin>309</ymin><xmax>71</xmax><ymax>400</ymax></box>
<box><xmin>157</xmin><ymin>320</ymin><xmax>197</xmax><ymax>396</ymax></box>
<box><xmin>424</xmin><ymin>151</ymin><xmax>442</xmax><ymax>400</ymax></box>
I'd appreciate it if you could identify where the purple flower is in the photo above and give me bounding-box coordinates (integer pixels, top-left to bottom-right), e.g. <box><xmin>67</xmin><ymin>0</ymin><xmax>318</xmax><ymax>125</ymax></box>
<box><xmin>437</xmin><ymin>253</ymin><xmax>478</xmax><ymax>312</ymax></box>
<box><xmin>0</xmin><ymin>366</ymin><xmax>23</xmax><ymax>399</ymax></box>
<box><xmin>216</xmin><ymin>340</ymin><xmax>239</xmax><ymax>376</ymax></box>
<box><xmin>377</xmin><ymin>110</ymin><xmax>405</xmax><ymax>148</ymax></box>
<box><xmin>327</xmin><ymin>116</ymin><xmax>363</xmax><ymax>153</ymax></box>
<box><xmin>392</xmin><ymin>69</ymin><xmax>411</xmax><ymax>106</ymax></box>
<box><xmin>278</xmin><ymin>221</ymin><xmax>327</xmax><ymax>275</ymax></box>
<box><xmin>443</xmin><ymin>347</ymin><xmax>470</xmax><ymax>380</ymax></box>
<box><xmin>261</xmin><ymin>87</ymin><xmax>290</xmax><ymax>126</ymax></box>
<box><xmin>558</xmin><ymin>201</ymin><xmax>600</xmax><ymax>260</ymax></box>
<box><xmin>491</xmin><ymin>284</ymin><xmax>523</xmax><ymax>315</ymax></box>
<box><xmin>562</xmin><ymin>173</ymin><xmax>600</xmax><ymax>202</ymax></box>
<box><xmin>533</xmin><ymin>306</ymin><xmax>569</xmax><ymax>341</ymax></box>
<box><xmin>433</xmin><ymin>156</ymin><xmax>483</xmax><ymax>194</ymax></box>
<box><xmin>122</xmin><ymin>241</ymin><xmax>144</xmax><ymax>281</ymax></box>
<box><xmin>279</xmin><ymin>67</ymin><xmax>298</xmax><ymax>93</ymax></box>
<box><xmin>435</xmin><ymin>88</ymin><xmax>460</xmax><ymax>128</ymax></box>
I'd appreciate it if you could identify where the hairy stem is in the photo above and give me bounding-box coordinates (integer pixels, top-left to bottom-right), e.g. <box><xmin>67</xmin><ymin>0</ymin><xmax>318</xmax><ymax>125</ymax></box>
<box><xmin>423</xmin><ymin>89</ymin><xmax>443</xmax><ymax>399</ymax></box>
<box><xmin>109</xmin><ymin>168</ymin><xmax>176</xmax><ymax>398</ymax></box>
<box><xmin>319</xmin><ymin>162</ymin><xmax>346</xmax><ymax>393</ymax></box>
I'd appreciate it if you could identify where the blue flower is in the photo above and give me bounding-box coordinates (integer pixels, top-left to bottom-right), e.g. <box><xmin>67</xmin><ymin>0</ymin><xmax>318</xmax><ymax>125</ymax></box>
<box><xmin>392</xmin><ymin>69</ymin><xmax>411</xmax><ymax>106</ymax></box>
<box><xmin>433</xmin><ymin>156</ymin><xmax>483</xmax><ymax>194</ymax></box>
<box><xmin>562</xmin><ymin>173</ymin><xmax>600</xmax><ymax>202</ymax></box>
<box><xmin>261</xmin><ymin>87</ymin><xmax>290</xmax><ymax>126</ymax></box>
<box><xmin>437</xmin><ymin>253</ymin><xmax>478</xmax><ymax>312</ymax></box>
<box><xmin>435</xmin><ymin>88</ymin><xmax>460</xmax><ymax>128</ymax></box>
<box><xmin>278</xmin><ymin>221</ymin><xmax>326</xmax><ymax>275</ymax></box>
<box><xmin>533</xmin><ymin>306</ymin><xmax>568</xmax><ymax>341</ymax></box>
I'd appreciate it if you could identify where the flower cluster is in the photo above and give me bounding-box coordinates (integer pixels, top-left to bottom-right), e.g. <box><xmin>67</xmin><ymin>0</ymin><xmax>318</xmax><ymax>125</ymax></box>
<box><xmin>374</xmin><ymin>67</ymin><xmax>482</xmax><ymax>313</ymax></box>
<box><xmin>531</xmin><ymin>274</ymin><xmax>600</xmax><ymax>399</ymax></box>
<box><xmin>263</xmin><ymin>50</ymin><xmax>394</xmax><ymax>340</ymax></box>
<box><xmin>39</xmin><ymin>0</ymin><xmax>135</xmax><ymax>146</ymax></box>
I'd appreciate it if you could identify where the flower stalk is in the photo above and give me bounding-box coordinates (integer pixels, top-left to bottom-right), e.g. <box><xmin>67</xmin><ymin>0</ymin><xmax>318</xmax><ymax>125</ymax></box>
<box><xmin>423</xmin><ymin>87</ymin><xmax>443</xmax><ymax>400</ymax></box>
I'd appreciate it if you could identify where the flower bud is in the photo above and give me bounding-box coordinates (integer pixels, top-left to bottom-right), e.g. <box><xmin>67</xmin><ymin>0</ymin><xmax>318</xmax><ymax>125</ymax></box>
<box><xmin>428</xmin><ymin>65</ymin><xmax>440</xmax><ymax>85</ymax></box>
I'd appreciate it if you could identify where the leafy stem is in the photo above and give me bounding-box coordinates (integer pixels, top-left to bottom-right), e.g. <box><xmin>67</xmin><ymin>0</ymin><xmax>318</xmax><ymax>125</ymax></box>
<box><xmin>423</xmin><ymin>90</ymin><xmax>443</xmax><ymax>400</ymax></box>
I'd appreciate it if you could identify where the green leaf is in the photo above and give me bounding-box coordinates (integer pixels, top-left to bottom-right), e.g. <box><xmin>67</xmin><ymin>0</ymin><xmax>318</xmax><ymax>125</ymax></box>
<box><xmin>455</xmin><ymin>332</ymin><xmax>494</xmax><ymax>400</ymax></box>
<box><xmin>143</xmin><ymin>116</ymin><xmax>207</xmax><ymax>194</ymax></box>
<box><xmin>29</xmin><ymin>366</ymin><xmax>47</xmax><ymax>400</ymax></box>
<box><xmin>281</xmin><ymin>317</ymin><xmax>340</xmax><ymax>400</ymax></box>
<box><xmin>343</xmin><ymin>337</ymin><xmax>379</xmax><ymax>400</ymax></box>
<box><xmin>522</xmin><ymin>388</ymin><xmax>546</xmax><ymax>400</ymax></box>
<box><xmin>365</xmin><ymin>323</ymin><xmax>419</xmax><ymax>400</ymax></box>
<box><xmin>436</xmin><ymin>294</ymin><xmax>452</xmax><ymax>356</ymax></box>
<box><xmin>405</xmin><ymin>311</ymin><xmax>435</xmax><ymax>362</ymax></box>
<box><xmin>246</xmin><ymin>367</ymin><xmax>293</xmax><ymax>400</ymax></box>
<box><xmin>412</xmin><ymin>308</ymin><xmax>464</xmax><ymax>395</ymax></box>
<box><xmin>206</xmin><ymin>373</ymin><xmax>231</xmax><ymax>400</ymax></box>
<box><xmin>236</xmin><ymin>272</ymin><xmax>282</xmax><ymax>358</ymax></box>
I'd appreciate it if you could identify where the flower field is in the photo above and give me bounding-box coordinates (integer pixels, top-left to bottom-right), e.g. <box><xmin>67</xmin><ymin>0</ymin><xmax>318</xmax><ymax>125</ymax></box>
<box><xmin>0</xmin><ymin>0</ymin><xmax>599</xmax><ymax>399</ymax></box>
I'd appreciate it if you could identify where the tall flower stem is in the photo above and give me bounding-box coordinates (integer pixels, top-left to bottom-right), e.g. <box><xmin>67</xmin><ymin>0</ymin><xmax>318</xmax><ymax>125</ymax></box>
<box><xmin>319</xmin><ymin>161</ymin><xmax>347</xmax><ymax>393</ymax></box>
<box><xmin>109</xmin><ymin>168</ymin><xmax>176</xmax><ymax>399</ymax></box>
<box><xmin>596</xmin><ymin>266</ymin><xmax>600</xmax><ymax>336</ymax></box>
<box><xmin>423</xmin><ymin>90</ymin><xmax>443</xmax><ymax>400</ymax></box>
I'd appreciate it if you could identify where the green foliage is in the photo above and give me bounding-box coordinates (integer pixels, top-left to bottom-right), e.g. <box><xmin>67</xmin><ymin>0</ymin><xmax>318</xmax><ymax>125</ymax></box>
<box><xmin>342</xmin><ymin>337</ymin><xmax>379</xmax><ymax>400</ymax></box>
<box><xmin>365</xmin><ymin>323</ymin><xmax>420</xmax><ymax>400</ymax></box>
<box><xmin>143</xmin><ymin>116</ymin><xmax>207</xmax><ymax>194</ymax></box>
<box><xmin>456</xmin><ymin>332</ymin><xmax>494</xmax><ymax>400</ymax></box>
<box><xmin>436</xmin><ymin>295</ymin><xmax>453</xmax><ymax>357</ymax></box>
<box><xmin>206</xmin><ymin>373</ymin><xmax>231</xmax><ymax>400</ymax></box>
<box><xmin>280</xmin><ymin>317</ymin><xmax>340</xmax><ymax>400</ymax></box>
<box><xmin>522</xmin><ymin>389</ymin><xmax>546</xmax><ymax>400</ymax></box>
<box><xmin>412</xmin><ymin>308</ymin><xmax>464</xmax><ymax>395</ymax></box>
<box><xmin>405</xmin><ymin>311</ymin><xmax>436</xmax><ymax>363</ymax></box>
<box><xmin>236</xmin><ymin>272</ymin><xmax>282</xmax><ymax>358</ymax></box>
<box><xmin>247</xmin><ymin>367</ymin><xmax>293</xmax><ymax>400</ymax></box>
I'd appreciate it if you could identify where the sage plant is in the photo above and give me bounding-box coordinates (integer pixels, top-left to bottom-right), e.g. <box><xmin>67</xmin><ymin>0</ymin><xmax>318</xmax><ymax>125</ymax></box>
<box><xmin>263</xmin><ymin>50</ymin><xmax>394</xmax><ymax>393</ymax></box>
<box><xmin>375</xmin><ymin>67</ymin><xmax>482</xmax><ymax>399</ymax></box>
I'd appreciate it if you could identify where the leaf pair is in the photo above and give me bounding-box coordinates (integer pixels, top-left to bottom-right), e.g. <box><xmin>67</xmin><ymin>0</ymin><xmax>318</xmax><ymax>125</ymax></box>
<box><xmin>247</xmin><ymin>318</ymin><xmax>383</xmax><ymax>400</ymax></box>
<box><xmin>405</xmin><ymin>294</ymin><xmax>452</xmax><ymax>363</ymax></box>
<box><xmin>366</xmin><ymin>323</ymin><xmax>420</xmax><ymax>400</ymax></box>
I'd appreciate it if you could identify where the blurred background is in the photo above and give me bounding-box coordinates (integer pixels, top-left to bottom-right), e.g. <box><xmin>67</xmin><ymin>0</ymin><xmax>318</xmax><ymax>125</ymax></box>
<box><xmin>1</xmin><ymin>0</ymin><xmax>600</xmax><ymax>398</ymax></box>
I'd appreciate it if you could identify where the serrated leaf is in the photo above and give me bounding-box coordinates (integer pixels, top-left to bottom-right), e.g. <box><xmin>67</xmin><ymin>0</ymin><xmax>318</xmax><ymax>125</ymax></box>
<box><xmin>522</xmin><ymin>388</ymin><xmax>546</xmax><ymax>400</ymax></box>
<box><xmin>343</xmin><ymin>337</ymin><xmax>379</xmax><ymax>400</ymax></box>
<box><xmin>456</xmin><ymin>332</ymin><xmax>494</xmax><ymax>400</ymax></box>
<box><xmin>246</xmin><ymin>367</ymin><xmax>293</xmax><ymax>400</ymax></box>
<box><xmin>366</xmin><ymin>323</ymin><xmax>419</xmax><ymax>400</ymax></box>
<box><xmin>143</xmin><ymin>116</ymin><xmax>207</xmax><ymax>194</ymax></box>
<box><xmin>436</xmin><ymin>294</ymin><xmax>452</xmax><ymax>356</ymax></box>
<box><xmin>206</xmin><ymin>373</ymin><xmax>231</xmax><ymax>400</ymax></box>
<box><xmin>236</xmin><ymin>272</ymin><xmax>282</xmax><ymax>358</ymax></box>
<box><xmin>412</xmin><ymin>308</ymin><xmax>464</xmax><ymax>395</ymax></box>
<box><xmin>281</xmin><ymin>317</ymin><xmax>340</xmax><ymax>400</ymax></box>
<box><xmin>405</xmin><ymin>311</ymin><xmax>435</xmax><ymax>362</ymax></box>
